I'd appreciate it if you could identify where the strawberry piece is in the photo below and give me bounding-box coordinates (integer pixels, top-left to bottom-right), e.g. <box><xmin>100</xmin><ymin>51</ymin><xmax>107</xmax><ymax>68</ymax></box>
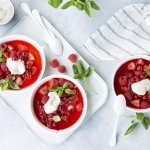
<box><xmin>58</xmin><ymin>65</ymin><xmax>66</xmax><ymax>73</ymax></box>
<box><xmin>39</xmin><ymin>86</ymin><xmax>49</xmax><ymax>95</ymax></box>
<box><xmin>118</xmin><ymin>76</ymin><xmax>127</xmax><ymax>86</ymax></box>
<box><xmin>15</xmin><ymin>76</ymin><xmax>23</xmax><ymax>86</ymax></box>
<box><xmin>130</xmin><ymin>99</ymin><xmax>140</xmax><ymax>108</ymax></box>
<box><xmin>41</xmin><ymin>95</ymin><xmax>49</xmax><ymax>104</ymax></box>
<box><xmin>127</xmin><ymin>62</ymin><xmax>136</xmax><ymax>70</ymax></box>
<box><xmin>59</xmin><ymin>78</ymin><xmax>65</xmax><ymax>86</ymax></box>
<box><xmin>67</xmin><ymin>81</ymin><xmax>75</xmax><ymax>89</ymax></box>
<box><xmin>136</xmin><ymin>65</ymin><xmax>143</xmax><ymax>71</ymax></box>
<box><xmin>18</xmin><ymin>44</ymin><xmax>28</xmax><ymax>52</ymax></box>
<box><xmin>1</xmin><ymin>63</ymin><xmax>8</xmax><ymax>72</ymax></box>
<box><xmin>124</xmin><ymin>92</ymin><xmax>133</xmax><ymax>100</ymax></box>
<box><xmin>28</xmin><ymin>53</ymin><xmax>35</xmax><ymax>61</ymax></box>
<box><xmin>137</xmin><ymin>59</ymin><xmax>144</xmax><ymax>65</ymax></box>
<box><xmin>3</xmin><ymin>52</ymin><xmax>9</xmax><ymax>59</ymax></box>
<box><xmin>7</xmin><ymin>45</ymin><xmax>14</xmax><ymax>51</ymax></box>
<box><xmin>134</xmin><ymin>71</ymin><xmax>143</xmax><ymax>76</ymax></box>
<box><xmin>141</xmin><ymin>100</ymin><xmax>150</xmax><ymax>109</ymax></box>
<box><xmin>50</xmin><ymin>59</ymin><xmax>59</xmax><ymax>68</ymax></box>
<box><xmin>49</xmin><ymin>78</ymin><xmax>59</xmax><ymax>88</ymax></box>
<box><xmin>31</xmin><ymin>66</ymin><xmax>37</xmax><ymax>75</ymax></box>
<box><xmin>26</xmin><ymin>60</ymin><xmax>34</xmax><ymax>69</ymax></box>
<box><xmin>76</xmin><ymin>103</ymin><xmax>83</xmax><ymax>112</ymax></box>
<box><xmin>144</xmin><ymin>65</ymin><xmax>149</xmax><ymax>71</ymax></box>
<box><xmin>68</xmin><ymin>54</ymin><xmax>77</xmax><ymax>63</ymax></box>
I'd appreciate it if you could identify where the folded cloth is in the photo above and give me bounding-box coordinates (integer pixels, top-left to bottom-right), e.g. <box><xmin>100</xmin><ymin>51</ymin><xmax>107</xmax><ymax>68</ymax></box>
<box><xmin>83</xmin><ymin>4</ymin><xmax>150</xmax><ymax>61</ymax></box>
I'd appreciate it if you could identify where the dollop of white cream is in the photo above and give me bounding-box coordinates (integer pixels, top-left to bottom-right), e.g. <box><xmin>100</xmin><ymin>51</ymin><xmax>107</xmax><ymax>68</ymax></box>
<box><xmin>0</xmin><ymin>0</ymin><xmax>14</xmax><ymax>25</ymax></box>
<box><xmin>131</xmin><ymin>79</ymin><xmax>150</xmax><ymax>96</ymax></box>
<box><xmin>6</xmin><ymin>58</ymin><xmax>26</xmax><ymax>75</ymax></box>
<box><xmin>44</xmin><ymin>92</ymin><xmax>61</xmax><ymax>114</ymax></box>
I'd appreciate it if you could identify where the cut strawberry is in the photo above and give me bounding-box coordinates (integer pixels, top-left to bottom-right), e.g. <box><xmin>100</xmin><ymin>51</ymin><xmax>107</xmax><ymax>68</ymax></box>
<box><xmin>3</xmin><ymin>52</ymin><xmax>9</xmax><ymax>59</ymax></box>
<box><xmin>118</xmin><ymin>76</ymin><xmax>127</xmax><ymax>86</ymax></box>
<box><xmin>26</xmin><ymin>60</ymin><xmax>34</xmax><ymax>69</ymax></box>
<box><xmin>39</xmin><ymin>86</ymin><xmax>49</xmax><ymax>95</ymax></box>
<box><xmin>137</xmin><ymin>59</ymin><xmax>144</xmax><ymax>65</ymax></box>
<box><xmin>124</xmin><ymin>92</ymin><xmax>133</xmax><ymax>100</ymax></box>
<box><xmin>49</xmin><ymin>78</ymin><xmax>59</xmax><ymax>88</ymax></box>
<box><xmin>15</xmin><ymin>76</ymin><xmax>23</xmax><ymax>86</ymax></box>
<box><xmin>127</xmin><ymin>62</ymin><xmax>136</xmax><ymax>70</ymax></box>
<box><xmin>130</xmin><ymin>99</ymin><xmax>140</xmax><ymax>108</ymax></box>
<box><xmin>18</xmin><ymin>44</ymin><xmax>28</xmax><ymax>52</ymax></box>
<box><xmin>41</xmin><ymin>95</ymin><xmax>49</xmax><ymax>104</ymax></box>
<box><xmin>7</xmin><ymin>45</ymin><xmax>14</xmax><ymax>51</ymax></box>
<box><xmin>50</xmin><ymin>59</ymin><xmax>59</xmax><ymax>68</ymax></box>
<box><xmin>68</xmin><ymin>54</ymin><xmax>77</xmax><ymax>63</ymax></box>
<box><xmin>76</xmin><ymin>103</ymin><xmax>83</xmax><ymax>112</ymax></box>
<box><xmin>28</xmin><ymin>53</ymin><xmax>35</xmax><ymax>61</ymax></box>
<box><xmin>141</xmin><ymin>100</ymin><xmax>150</xmax><ymax>109</ymax></box>
<box><xmin>59</xmin><ymin>78</ymin><xmax>65</xmax><ymax>86</ymax></box>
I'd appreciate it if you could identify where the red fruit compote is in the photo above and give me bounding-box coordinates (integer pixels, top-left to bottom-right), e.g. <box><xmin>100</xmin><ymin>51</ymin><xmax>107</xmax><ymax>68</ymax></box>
<box><xmin>114</xmin><ymin>58</ymin><xmax>150</xmax><ymax>109</ymax></box>
<box><xmin>33</xmin><ymin>78</ymin><xmax>84</xmax><ymax>130</ymax></box>
<box><xmin>0</xmin><ymin>40</ymin><xmax>42</xmax><ymax>90</ymax></box>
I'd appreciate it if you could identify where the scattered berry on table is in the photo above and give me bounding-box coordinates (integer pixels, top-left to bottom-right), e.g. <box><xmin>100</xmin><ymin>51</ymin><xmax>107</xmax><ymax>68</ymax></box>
<box><xmin>58</xmin><ymin>65</ymin><xmax>66</xmax><ymax>73</ymax></box>
<box><xmin>50</xmin><ymin>59</ymin><xmax>59</xmax><ymax>68</ymax></box>
<box><xmin>68</xmin><ymin>54</ymin><xmax>77</xmax><ymax>63</ymax></box>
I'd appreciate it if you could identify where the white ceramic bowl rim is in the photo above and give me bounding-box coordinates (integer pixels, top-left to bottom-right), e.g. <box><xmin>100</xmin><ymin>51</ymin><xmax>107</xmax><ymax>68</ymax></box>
<box><xmin>30</xmin><ymin>74</ymin><xmax>87</xmax><ymax>134</ymax></box>
<box><xmin>0</xmin><ymin>34</ymin><xmax>46</xmax><ymax>93</ymax></box>
<box><xmin>112</xmin><ymin>55</ymin><xmax>150</xmax><ymax>113</ymax></box>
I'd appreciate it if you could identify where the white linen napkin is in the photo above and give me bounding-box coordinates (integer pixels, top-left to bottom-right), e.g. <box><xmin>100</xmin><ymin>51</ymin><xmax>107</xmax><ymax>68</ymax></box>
<box><xmin>83</xmin><ymin>4</ymin><xmax>150</xmax><ymax>61</ymax></box>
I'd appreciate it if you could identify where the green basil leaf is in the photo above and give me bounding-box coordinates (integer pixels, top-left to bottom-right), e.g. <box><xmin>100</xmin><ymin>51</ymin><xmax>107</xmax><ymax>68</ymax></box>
<box><xmin>72</xmin><ymin>64</ymin><xmax>79</xmax><ymax>74</ymax></box>
<box><xmin>58</xmin><ymin>89</ymin><xmax>63</xmax><ymax>97</ymax></box>
<box><xmin>62</xmin><ymin>1</ymin><xmax>73</xmax><ymax>9</ymax></box>
<box><xmin>90</xmin><ymin>1</ymin><xmax>100</xmax><ymax>10</ymax></box>
<box><xmin>9</xmin><ymin>82</ymin><xmax>20</xmax><ymax>90</ymax></box>
<box><xmin>136</xmin><ymin>112</ymin><xmax>145</xmax><ymax>121</ymax></box>
<box><xmin>84</xmin><ymin>66</ymin><xmax>94</xmax><ymax>77</ymax></box>
<box><xmin>84</xmin><ymin>0</ymin><xmax>92</xmax><ymax>17</ymax></box>
<box><xmin>124</xmin><ymin>122</ymin><xmax>138</xmax><ymax>136</ymax></box>
<box><xmin>0</xmin><ymin>49</ymin><xmax>4</xmax><ymax>58</ymax></box>
<box><xmin>63</xmin><ymin>82</ymin><xmax>68</xmax><ymax>89</ymax></box>
<box><xmin>142</xmin><ymin>118</ymin><xmax>149</xmax><ymax>130</ymax></box>
<box><xmin>48</xmin><ymin>0</ymin><xmax>63</xmax><ymax>8</ymax></box>
<box><xmin>0</xmin><ymin>82</ymin><xmax>8</xmax><ymax>91</ymax></box>
<box><xmin>52</xmin><ymin>115</ymin><xmax>61</xmax><ymax>122</ymax></box>
<box><xmin>0</xmin><ymin>57</ymin><xmax>5</xmax><ymax>63</ymax></box>
<box><xmin>65</xmin><ymin>89</ymin><xmax>75</xmax><ymax>95</ymax></box>
<box><xmin>74</xmin><ymin>1</ymin><xmax>84</xmax><ymax>10</ymax></box>
<box><xmin>51</xmin><ymin>86</ymin><xmax>60</xmax><ymax>92</ymax></box>
<box><xmin>79</xmin><ymin>0</ymin><xmax>85</xmax><ymax>3</ymax></box>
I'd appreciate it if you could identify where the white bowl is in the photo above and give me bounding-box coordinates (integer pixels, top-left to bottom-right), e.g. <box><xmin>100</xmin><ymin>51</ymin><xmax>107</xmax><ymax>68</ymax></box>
<box><xmin>30</xmin><ymin>74</ymin><xmax>87</xmax><ymax>134</ymax></box>
<box><xmin>0</xmin><ymin>0</ymin><xmax>15</xmax><ymax>25</ymax></box>
<box><xmin>0</xmin><ymin>34</ymin><xmax>46</xmax><ymax>92</ymax></box>
<box><xmin>112</xmin><ymin>55</ymin><xmax>150</xmax><ymax>113</ymax></box>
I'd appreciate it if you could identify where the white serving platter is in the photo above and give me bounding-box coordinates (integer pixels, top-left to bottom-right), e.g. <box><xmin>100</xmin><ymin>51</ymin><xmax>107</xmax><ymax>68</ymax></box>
<box><xmin>0</xmin><ymin>16</ymin><xmax>108</xmax><ymax>145</ymax></box>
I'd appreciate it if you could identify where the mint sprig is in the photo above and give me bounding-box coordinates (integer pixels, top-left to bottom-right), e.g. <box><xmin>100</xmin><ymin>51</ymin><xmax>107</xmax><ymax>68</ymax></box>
<box><xmin>0</xmin><ymin>76</ymin><xmax>20</xmax><ymax>91</ymax></box>
<box><xmin>72</xmin><ymin>60</ymin><xmax>95</xmax><ymax>93</ymax></box>
<box><xmin>48</xmin><ymin>0</ymin><xmax>100</xmax><ymax>17</ymax></box>
<box><xmin>124</xmin><ymin>113</ymin><xmax>150</xmax><ymax>136</ymax></box>
<box><xmin>51</xmin><ymin>82</ymin><xmax>75</xmax><ymax>97</ymax></box>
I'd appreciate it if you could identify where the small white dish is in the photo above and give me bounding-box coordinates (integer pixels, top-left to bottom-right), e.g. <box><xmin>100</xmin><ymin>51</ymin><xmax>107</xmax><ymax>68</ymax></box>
<box><xmin>30</xmin><ymin>74</ymin><xmax>87</xmax><ymax>134</ymax></box>
<box><xmin>0</xmin><ymin>34</ymin><xmax>46</xmax><ymax>93</ymax></box>
<box><xmin>0</xmin><ymin>0</ymin><xmax>14</xmax><ymax>25</ymax></box>
<box><xmin>112</xmin><ymin>55</ymin><xmax>150</xmax><ymax>113</ymax></box>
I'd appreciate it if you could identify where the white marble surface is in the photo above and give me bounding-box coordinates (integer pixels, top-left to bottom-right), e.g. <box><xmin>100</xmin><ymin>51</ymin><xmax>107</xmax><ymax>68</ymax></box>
<box><xmin>0</xmin><ymin>0</ymin><xmax>150</xmax><ymax>150</ymax></box>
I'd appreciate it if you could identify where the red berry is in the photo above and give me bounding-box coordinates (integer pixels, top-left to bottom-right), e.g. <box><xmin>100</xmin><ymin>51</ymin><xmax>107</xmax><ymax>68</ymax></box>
<box><xmin>50</xmin><ymin>59</ymin><xmax>59</xmax><ymax>68</ymax></box>
<box><xmin>58</xmin><ymin>65</ymin><xmax>66</xmax><ymax>73</ymax></box>
<box><xmin>68</xmin><ymin>54</ymin><xmax>77</xmax><ymax>63</ymax></box>
<box><xmin>15</xmin><ymin>76</ymin><xmax>23</xmax><ymax>86</ymax></box>
<box><xmin>137</xmin><ymin>59</ymin><xmax>144</xmax><ymax>65</ymax></box>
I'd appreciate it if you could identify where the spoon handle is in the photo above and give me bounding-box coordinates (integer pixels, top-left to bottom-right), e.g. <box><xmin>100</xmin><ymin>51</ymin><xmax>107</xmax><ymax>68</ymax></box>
<box><xmin>109</xmin><ymin>115</ymin><xmax>119</xmax><ymax>147</ymax></box>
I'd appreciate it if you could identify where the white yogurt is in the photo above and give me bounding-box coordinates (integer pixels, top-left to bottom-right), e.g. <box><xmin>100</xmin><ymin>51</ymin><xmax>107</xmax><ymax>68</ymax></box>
<box><xmin>6</xmin><ymin>58</ymin><xmax>26</xmax><ymax>75</ymax></box>
<box><xmin>0</xmin><ymin>0</ymin><xmax>14</xmax><ymax>25</ymax></box>
<box><xmin>131</xmin><ymin>79</ymin><xmax>150</xmax><ymax>96</ymax></box>
<box><xmin>44</xmin><ymin>92</ymin><xmax>60</xmax><ymax>114</ymax></box>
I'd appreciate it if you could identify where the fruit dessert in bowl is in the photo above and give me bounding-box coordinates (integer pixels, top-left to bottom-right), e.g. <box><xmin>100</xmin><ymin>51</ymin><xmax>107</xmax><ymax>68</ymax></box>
<box><xmin>0</xmin><ymin>35</ymin><xmax>45</xmax><ymax>92</ymax></box>
<box><xmin>30</xmin><ymin>75</ymin><xmax>87</xmax><ymax>133</ymax></box>
<box><xmin>113</xmin><ymin>55</ymin><xmax>150</xmax><ymax>112</ymax></box>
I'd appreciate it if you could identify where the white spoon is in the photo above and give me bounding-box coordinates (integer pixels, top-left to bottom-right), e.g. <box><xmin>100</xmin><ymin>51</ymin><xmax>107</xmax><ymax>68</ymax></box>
<box><xmin>21</xmin><ymin>2</ymin><xmax>63</xmax><ymax>56</ymax></box>
<box><xmin>109</xmin><ymin>94</ymin><xmax>126</xmax><ymax>147</ymax></box>
<box><xmin>32</xmin><ymin>9</ymin><xmax>63</xmax><ymax>56</ymax></box>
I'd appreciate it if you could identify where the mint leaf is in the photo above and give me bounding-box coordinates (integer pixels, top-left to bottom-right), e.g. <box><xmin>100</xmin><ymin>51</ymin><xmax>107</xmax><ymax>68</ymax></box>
<box><xmin>58</xmin><ymin>89</ymin><xmax>63</xmax><ymax>97</ymax></box>
<box><xmin>9</xmin><ymin>82</ymin><xmax>20</xmax><ymax>90</ymax></box>
<box><xmin>63</xmin><ymin>82</ymin><xmax>68</xmax><ymax>89</ymax></box>
<box><xmin>136</xmin><ymin>113</ymin><xmax>145</xmax><ymax>121</ymax></box>
<box><xmin>0</xmin><ymin>82</ymin><xmax>8</xmax><ymax>91</ymax></box>
<box><xmin>124</xmin><ymin>122</ymin><xmax>139</xmax><ymax>136</ymax></box>
<box><xmin>74</xmin><ymin>1</ymin><xmax>84</xmax><ymax>10</ymax></box>
<box><xmin>0</xmin><ymin>79</ymin><xmax>6</xmax><ymax>84</ymax></box>
<box><xmin>65</xmin><ymin>89</ymin><xmax>75</xmax><ymax>95</ymax></box>
<box><xmin>52</xmin><ymin>115</ymin><xmax>61</xmax><ymax>122</ymax></box>
<box><xmin>62</xmin><ymin>1</ymin><xmax>73</xmax><ymax>9</ymax></box>
<box><xmin>142</xmin><ymin>118</ymin><xmax>149</xmax><ymax>129</ymax></box>
<box><xmin>48</xmin><ymin>0</ymin><xmax>63</xmax><ymax>8</ymax></box>
<box><xmin>72</xmin><ymin>64</ymin><xmax>79</xmax><ymax>74</ymax></box>
<box><xmin>0</xmin><ymin>49</ymin><xmax>4</xmax><ymax>58</ymax></box>
<box><xmin>90</xmin><ymin>1</ymin><xmax>100</xmax><ymax>10</ymax></box>
<box><xmin>0</xmin><ymin>57</ymin><xmax>5</xmax><ymax>63</ymax></box>
<box><xmin>84</xmin><ymin>0</ymin><xmax>92</xmax><ymax>17</ymax></box>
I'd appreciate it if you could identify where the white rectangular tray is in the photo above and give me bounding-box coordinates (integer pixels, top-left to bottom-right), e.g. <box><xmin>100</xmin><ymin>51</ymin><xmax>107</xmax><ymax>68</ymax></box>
<box><xmin>0</xmin><ymin>16</ymin><xmax>108</xmax><ymax>145</ymax></box>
